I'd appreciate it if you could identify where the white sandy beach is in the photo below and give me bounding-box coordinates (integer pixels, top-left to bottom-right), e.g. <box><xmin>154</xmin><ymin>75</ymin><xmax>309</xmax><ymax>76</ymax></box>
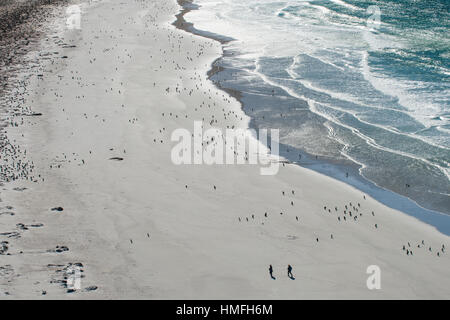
<box><xmin>0</xmin><ymin>0</ymin><xmax>449</xmax><ymax>299</ymax></box>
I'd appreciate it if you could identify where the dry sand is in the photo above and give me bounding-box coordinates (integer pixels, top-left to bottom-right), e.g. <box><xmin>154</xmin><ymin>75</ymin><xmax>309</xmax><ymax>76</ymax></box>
<box><xmin>0</xmin><ymin>0</ymin><xmax>448</xmax><ymax>299</ymax></box>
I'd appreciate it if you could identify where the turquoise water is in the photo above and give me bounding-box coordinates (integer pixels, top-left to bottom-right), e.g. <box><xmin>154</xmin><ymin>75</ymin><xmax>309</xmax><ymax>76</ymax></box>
<box><xmin>187</xmin><ymin>0</ymin><xmax>450</xmax><ymax>215</ymax></box>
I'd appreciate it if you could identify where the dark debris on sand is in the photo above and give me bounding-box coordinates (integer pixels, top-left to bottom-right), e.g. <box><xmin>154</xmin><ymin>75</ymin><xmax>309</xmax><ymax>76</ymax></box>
<box><xmin>0</xmin><ymin>0</ymin><xmax>69</xmax><ymax>75</ymax></box>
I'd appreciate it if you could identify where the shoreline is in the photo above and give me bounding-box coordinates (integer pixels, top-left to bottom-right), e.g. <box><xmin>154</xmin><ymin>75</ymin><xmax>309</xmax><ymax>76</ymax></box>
<box><xmin>172</xmin><ymin>0</ymin><xmax>241</xmax><ymax>104</ymax></box>
<box><xmin>173</xmin><ymin>0</ymin><xmax>450</xmax><ymax>236</ymax></box>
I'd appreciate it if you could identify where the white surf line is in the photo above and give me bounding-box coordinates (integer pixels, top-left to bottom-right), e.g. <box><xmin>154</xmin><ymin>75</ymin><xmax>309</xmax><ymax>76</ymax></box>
<box><xmin>328</xmin><ymin>0</ymin><xmax>362</xmax><ymax>12</ymax></box>
<box><xmin>325</xmin><ymin>124</ymin><xmax>450</xmax><ymax>219</ymax></box>
<box><xmin>285</xmin><ymin>53</ymin><xmax>450</xmax><ymax>152</ymax></box>
<box><xmin>361</xmin><ymin>50</ymin><xmax>443</xmax><ymax>126</ymax></box>
<box><xmin>289</xmin><ymin>76</ymin><xmax>450</xmax><ymax>153</ymax></box>
<box><xmin>285</xmin><ymin>56</ymin><xmax>450</xmax><ymax>156</ymax></box>
<box><xmin>310</xmin><ymin>100</ymin><xmax>450</xmax><ymax>181</ymax></box>
<box><xmin>248</xmin><ymin>58</ymin><xmax>450</xmax><ymax>181</ymax></box>
<box><xmin>192</xmin><ymin>1</ymin><xmax>449</xmax><ymax>177</ymax></box>
<box><xmin>287</xmin><ymin>55</ymin><xmax>396</xmax><ymax>111</ymax></box>
<box><xmin>313</xmin><ymin>101</ymin><xmax>450</xmax><ymax>181</ymax></box>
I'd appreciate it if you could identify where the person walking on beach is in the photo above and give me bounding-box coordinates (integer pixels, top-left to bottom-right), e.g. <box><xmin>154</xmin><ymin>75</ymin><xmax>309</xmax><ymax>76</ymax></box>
<box><xmin>269</xmin><ymin>265</ymin><xmax>275</xmax><ymax>279</ymax></box>
<box><xmin>287</xmin><ymin>265</ymin><xmax>294</xmax><ymax>279</ymax></box>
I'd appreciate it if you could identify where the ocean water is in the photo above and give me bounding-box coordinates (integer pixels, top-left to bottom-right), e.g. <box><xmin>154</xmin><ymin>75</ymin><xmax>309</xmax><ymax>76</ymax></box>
<box><xmin>185</xmin><ymin>0</ymin><xmax>450</xmax><ymax>217</ymax></box>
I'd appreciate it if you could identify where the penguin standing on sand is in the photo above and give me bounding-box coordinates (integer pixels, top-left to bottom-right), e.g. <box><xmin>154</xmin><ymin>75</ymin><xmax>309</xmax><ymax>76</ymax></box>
<box><xmin>287</xmin><ymin>265</ymin><xmax>294</xmax><ymax>279</ymax></box>
<box><xmin>269</xmin><ymin>265</ymin><xmax>274</xmax><ymax>279</ymax></box>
